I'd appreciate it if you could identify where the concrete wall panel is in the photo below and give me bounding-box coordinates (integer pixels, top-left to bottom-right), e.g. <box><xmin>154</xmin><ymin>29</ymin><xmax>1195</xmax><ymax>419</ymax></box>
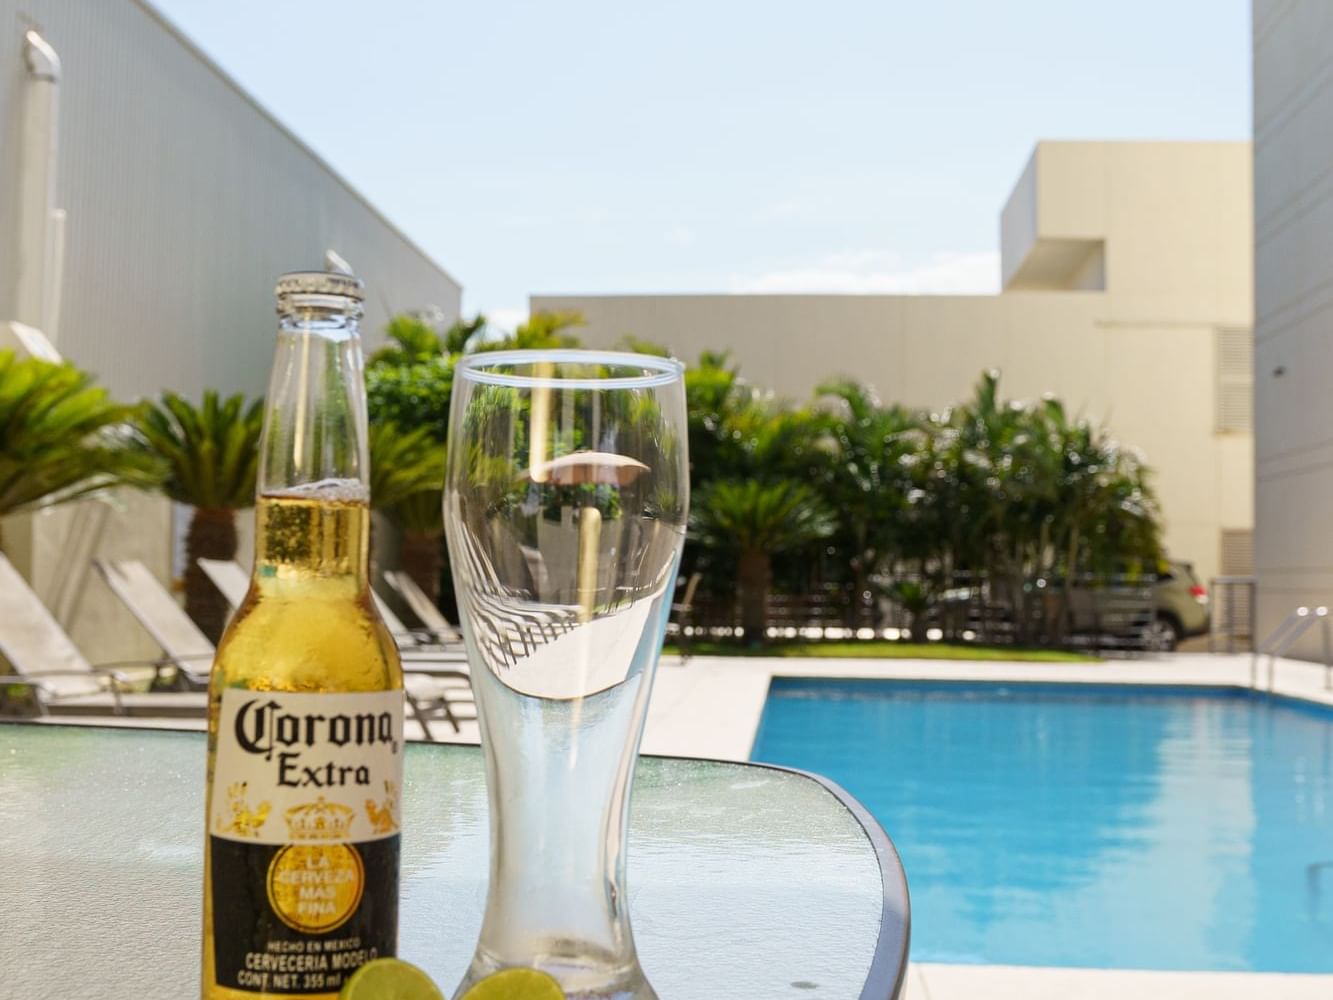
<box><xmin>0</xmin><ymin>1</ymin><xmax>460</xmax><ymax>402</ymax></box>
<box><xmin>1254</xmin><ymin>0</ymin><xmax>1333</xmax><ymax>658</ymax></box>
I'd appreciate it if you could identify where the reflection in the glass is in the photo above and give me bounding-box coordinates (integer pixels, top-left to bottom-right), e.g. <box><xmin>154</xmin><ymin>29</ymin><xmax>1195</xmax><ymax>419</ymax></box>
<box><xmin>443</xmin><ymin>350</ymin><xmax>688</xmax><ymax>1000</ymax></box>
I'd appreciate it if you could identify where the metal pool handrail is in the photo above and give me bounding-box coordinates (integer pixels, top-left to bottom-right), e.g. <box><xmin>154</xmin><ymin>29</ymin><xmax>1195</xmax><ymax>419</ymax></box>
<box><xmin>1252</xmin><ymin>605</ymin><xmax>1332</xmax><ymax>691</ymax></box>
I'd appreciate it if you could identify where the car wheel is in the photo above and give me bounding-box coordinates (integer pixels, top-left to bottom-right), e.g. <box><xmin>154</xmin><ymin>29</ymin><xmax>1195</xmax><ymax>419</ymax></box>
<box><xmin>1144</xmin><ymin>615</ymin><xmax>1180</xmax><ymax>652</ymax></box>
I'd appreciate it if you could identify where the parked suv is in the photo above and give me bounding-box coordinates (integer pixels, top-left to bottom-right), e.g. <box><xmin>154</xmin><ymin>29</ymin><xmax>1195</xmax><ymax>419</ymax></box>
<box><xmin>1145</xmin><ymin>559</ymin><xmax>1210</xmax><ymax>650</ymax></box>
<box><xmin>922</xmin><ymin>559</ymin><xmax>1209</xmax><ymax>651</ymax></box>
<box><xmin>1063</xmin><ymin>559</ymin><xmax>1209</xmax><ymax>651</ymax></box>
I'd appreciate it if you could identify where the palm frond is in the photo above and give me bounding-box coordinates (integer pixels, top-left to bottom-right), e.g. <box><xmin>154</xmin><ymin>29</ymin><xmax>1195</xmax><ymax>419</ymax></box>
<box><xmin>367</xmin><ymin>421</ymin><xmax>446</xmax><ymax>511</ymax></box>
<box><xmin>135</xmin><ymin>390</ymin><xmax>264</xmax><ymax>509</ymax></box>
<box><xmin>0</xmin><ymin>350</ymin><xmax>163</xmax><ymax>518</ymax></box>
<box><xmin>692</xmin><ymin>479</ymin><xmax>835</xmax><ymax>554</ymax></box>
<box><xmin>474</xmin><ymin>310</ymin><xmax>584</xmax><ymax>353</ymax></box>
<box><xmin>393</xmin><ymin>487</ymin><xmax>444</xmax><ymax>538</ymax></box>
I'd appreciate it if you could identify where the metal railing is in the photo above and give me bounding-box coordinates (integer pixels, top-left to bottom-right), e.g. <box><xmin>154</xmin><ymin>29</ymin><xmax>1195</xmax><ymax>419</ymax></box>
<box><xmin>1251</xmin><ymin>605</ymin><xmax>1333</xmax><ymax>691</ymax></box>
<box><xmin>1209</xmin><ymin>575</ymin><xmax>1255</xmax><ymax>653</ymax></box>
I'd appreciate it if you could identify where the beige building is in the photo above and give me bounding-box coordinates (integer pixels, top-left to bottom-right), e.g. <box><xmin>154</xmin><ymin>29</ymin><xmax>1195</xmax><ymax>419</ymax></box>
<box><xmin>1252</xmin><ymin>3</ymin><xmax>1333</xmax><ymax>657</ymax></box>
<box><xmin>535</xmin><ymin>141</ymin><xmax>1254</xmax><ymax>591</ymax></box>
<box><xmin>0</xmin><ymin>1</ymin><xmax>459</xmax><ymax>659</ymax></box>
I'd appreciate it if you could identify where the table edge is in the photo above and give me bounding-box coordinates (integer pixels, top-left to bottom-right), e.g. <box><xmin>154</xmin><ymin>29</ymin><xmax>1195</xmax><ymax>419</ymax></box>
<box><xmin>727</xmin><ymin>757</ymin><xmax>911</xmax><ymax>1000</ymax></box>
<box><xmin>1</xmin><ymin>720</ymin><xmax>911</xmax><ymax>998</ymax></box>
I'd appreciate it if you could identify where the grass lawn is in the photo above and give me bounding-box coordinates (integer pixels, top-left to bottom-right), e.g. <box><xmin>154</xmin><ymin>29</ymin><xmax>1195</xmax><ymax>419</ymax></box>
<box><xmin>663</xmin><ymin>640</ymin><xmax>1098</xmax><ymax>663</ymax></box>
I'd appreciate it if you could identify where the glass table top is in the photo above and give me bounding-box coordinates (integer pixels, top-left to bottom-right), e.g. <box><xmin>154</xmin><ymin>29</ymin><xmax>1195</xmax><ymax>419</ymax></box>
<box><xmin>0</xmin><ymin>723</ymin><xmax>907</xmax><ymax>999</ymax></box>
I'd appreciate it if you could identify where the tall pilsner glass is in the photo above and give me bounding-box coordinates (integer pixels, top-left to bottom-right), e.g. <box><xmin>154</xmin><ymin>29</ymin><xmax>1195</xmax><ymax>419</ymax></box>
<box><xmin>443</xmin><ymin>350</ymin><xmax>689</xmax><ymax>1000</ymax></box>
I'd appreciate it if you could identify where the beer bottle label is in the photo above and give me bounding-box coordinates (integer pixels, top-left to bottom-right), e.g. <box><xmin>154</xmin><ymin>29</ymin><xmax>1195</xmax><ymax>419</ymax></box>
<box><xmin>209</xmin><ymin>689</ymin><xmax>404</xmax><ymax>995</ymax></box>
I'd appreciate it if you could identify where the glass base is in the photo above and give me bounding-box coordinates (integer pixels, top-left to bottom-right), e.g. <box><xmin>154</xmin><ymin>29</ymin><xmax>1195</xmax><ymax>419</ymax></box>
<box><xmin>453</xmin><ymin>941</ymin><xmax>659</xmax><ymax>1000</ymax></box>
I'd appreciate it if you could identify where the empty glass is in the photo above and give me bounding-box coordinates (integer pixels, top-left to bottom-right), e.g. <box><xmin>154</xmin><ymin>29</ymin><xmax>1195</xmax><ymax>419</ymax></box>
<box><xmin>443</xmin><ymin>350</ymin><xmax>689</xmax><ymax>999</ymax></box>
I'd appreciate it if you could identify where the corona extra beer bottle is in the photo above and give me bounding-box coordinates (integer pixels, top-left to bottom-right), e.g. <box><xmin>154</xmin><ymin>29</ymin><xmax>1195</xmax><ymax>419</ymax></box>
<box><xmin>202</xmin><ymin>271</ymin><xmax>405</xmax><ymax>999</ymax></box>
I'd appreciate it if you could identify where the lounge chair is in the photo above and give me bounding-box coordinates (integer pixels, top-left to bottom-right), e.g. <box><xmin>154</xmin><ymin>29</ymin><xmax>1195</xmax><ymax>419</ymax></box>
<box><xmin>383</xmin><ymin>570</ymin><xmax>463</xmax><ymax>643</ymax></box>
<box><xmin>197</xmin><ymin>557</ymin><xmax>465</xmax><ymax>659</ymax></box>
<box><xmin>97</xmin><ymin>557</ymin><xmax>474</xmax><ymax>739</ymax></box>
<box><xmin>0</xmin><ymin>553</ymin><xmax>201</xmax><ymax>718</ymax></box>
<box><xmin>670</xmin><ymin>571</ymin><xmax>703</xmax><ymax>660</ymax></box>
<box><xmin>93</xmin><ymin>559</ymin><xmax>213</xmax><ymax>688</ymax></box>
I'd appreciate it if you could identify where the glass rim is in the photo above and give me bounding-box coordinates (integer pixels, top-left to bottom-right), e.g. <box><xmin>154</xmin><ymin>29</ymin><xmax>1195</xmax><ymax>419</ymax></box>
<box><xmin>454</xmin><ymin>349</ymin><xmax>685</xmax><ymax>389</ymax></box>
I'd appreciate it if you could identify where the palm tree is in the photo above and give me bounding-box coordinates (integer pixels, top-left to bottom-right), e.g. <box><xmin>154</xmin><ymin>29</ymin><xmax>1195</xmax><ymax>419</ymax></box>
<box><xmin>135</xmin><ymin>391</ymin><xmax>263</xmax><ymax>642</ymax></box>
<box><xmin>368</xmin><ymin>422</ymin><xmax>446</xmax><ymax>510</ymax></box>
<box><xmin>0</xmin><ymin>351</ymin><xmax>161</xmax><ymax>547</ymax></box>
<box><xmin>364</xmin><ymin>310</ymin><xmax>493</xmax><ymax>614</ymax></box>
<box><xmin>884</xmin><ymin>579</ymin><xmax>933</xmax><ymax>643</ymax></box>
<box><xmin>366</xmin><ymin>354</ymin><xmax>456</xmax><ymax>447</ymax></box>
<box><xmin>676</xmin><ymin>352</ymin><xmax>840</xmax><ymax>632</ymax></box>
<box><xmin>612</xmin><ymin>335</ymin><xmax>671</xmax><ymax>357</ymax></box>
<box><xmin>476</xmin><ymin>310</ymin><xmax>584</xmax><ymax>352</ymax></box>
<box><xmin>1037</xmin><ymin>399</ymin><xmax>1162</xmax><ymax>641</ymax></box>
<box><xmin>918</xmin><ymin>372</ymin><xmax>1163</xmax><ymax>645</ymax></box>
<box><xmin>391</xmin><ymin>489</ymin><xmax>448</xmax><ymax>605</ymax></box>
<box><xmin>817</xmin><ymin>378</ymin><xmax>923</xmax><ymax>620</ymax></box>
<box><xmin>925</xmin><ymin>372</ymin><xmax>1061</xmax><ymax>642</ymax></box>
<box><xmin>367</xmin><ymin>312</ymin><xmax>487</xmax><ymax>367</ymax></box>
<box><xmin>683</xmin><ymin>350</ymin><xmax>750</xmax><ymax>488</ymax></box>
<box><xmin>367</xmin><ymin>421</ymin><xmax>447</xmax><ymax>602</ymax></box>
<box><xmin>692</xmin><ymin>480</ymin><xmax>835</xmax><ymax>644</ymax></box>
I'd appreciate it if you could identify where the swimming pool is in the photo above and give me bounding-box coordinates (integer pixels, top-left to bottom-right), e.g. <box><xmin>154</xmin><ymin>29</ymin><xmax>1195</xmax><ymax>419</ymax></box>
<box><xmin>750</xmin><ymin>679</ymin><xmax>1333</xmax><ymax>972</ymax></box>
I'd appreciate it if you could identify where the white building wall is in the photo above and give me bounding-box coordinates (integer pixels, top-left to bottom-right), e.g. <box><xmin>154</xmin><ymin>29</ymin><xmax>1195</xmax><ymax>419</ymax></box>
<box><xmin>535</xmin><ymin>143</ymin><xmax>1254</xmax><ymax>592</ymax></box>
<box><xmin>999</xmin><ymin>151</ymin><xmax>1039</xmax><ymax>289</ymax></box>
<box><xmin>1253</xmin><ymin>1</ymin><xmax>1333</xmax><ymax>658</ymax></box>
<box><xmin>0</xmin><ymin>0</ymin><xmax>461</xmax><ymax>662</ymax></box>
<box><xmin>534</xmin><ymin>292</ymin><xmax>1244</xmax><ymax>589</ymax></box>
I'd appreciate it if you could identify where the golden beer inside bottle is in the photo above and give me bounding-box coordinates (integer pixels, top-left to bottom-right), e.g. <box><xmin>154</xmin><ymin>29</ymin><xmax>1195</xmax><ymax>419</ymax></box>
<box><xmin>256</xmin><ymin>491</ymin><xmax>369</xmax><ymax>579</ymax></box>
<box><xmin>207</xmin><ymin>491</ymin><xmax>396</xmax><ymax>693</ymax></box>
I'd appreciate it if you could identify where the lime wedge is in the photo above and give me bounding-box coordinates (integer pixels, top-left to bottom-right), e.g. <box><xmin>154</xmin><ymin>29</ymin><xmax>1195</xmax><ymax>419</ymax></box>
<box><xmin>340</xmin><ymin>958</ymin><xmax>446</xmax><ymax>1000</ymax></box>
<box><xmin>458</xmin><ymin>967</ymin><xmax>566</xmax><ymax>1000</ymax></box>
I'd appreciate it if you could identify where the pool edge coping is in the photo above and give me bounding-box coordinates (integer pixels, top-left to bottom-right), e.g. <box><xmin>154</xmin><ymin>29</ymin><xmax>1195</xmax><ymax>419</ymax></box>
<box><xmin>712</xmin><ymin>652</ymin><xmax>1333</xmax><ymax>760</ymax></box>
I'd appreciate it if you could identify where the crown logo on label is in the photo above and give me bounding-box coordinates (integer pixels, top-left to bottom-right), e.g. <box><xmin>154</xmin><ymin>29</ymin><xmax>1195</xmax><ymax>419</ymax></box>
<box><xmin>284</xmin><ymin>797</ymin><xmax>356</xmax><ymax>841</ymax></box>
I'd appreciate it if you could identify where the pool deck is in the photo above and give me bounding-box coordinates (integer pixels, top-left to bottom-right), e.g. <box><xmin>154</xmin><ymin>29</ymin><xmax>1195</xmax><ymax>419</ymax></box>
<box><xmin>903</xmin><ymin>964</ymin><xmax>1333</xmax><ymax>999</ymax></box>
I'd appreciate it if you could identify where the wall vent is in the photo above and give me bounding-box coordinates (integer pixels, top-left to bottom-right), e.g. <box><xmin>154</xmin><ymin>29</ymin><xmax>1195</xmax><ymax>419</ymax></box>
<box><xmin>1216</xmin><ymin>327</ymin><xmax>1253</xmax><ymax>434</ymax></box>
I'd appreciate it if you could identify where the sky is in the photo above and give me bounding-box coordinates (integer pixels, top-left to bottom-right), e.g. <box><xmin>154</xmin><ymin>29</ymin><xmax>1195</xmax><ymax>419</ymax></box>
<box><xmin>152</xmin><ymin>0</ymin><xmax>1251</xmax><ymax>331</ymax></box>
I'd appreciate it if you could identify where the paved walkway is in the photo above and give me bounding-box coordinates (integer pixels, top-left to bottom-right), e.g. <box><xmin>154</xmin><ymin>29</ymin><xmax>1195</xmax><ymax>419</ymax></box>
<box><xmin>903</xmin><ymin>964</ymin><xmax>1333</xmax><ymax>999</ymax></box>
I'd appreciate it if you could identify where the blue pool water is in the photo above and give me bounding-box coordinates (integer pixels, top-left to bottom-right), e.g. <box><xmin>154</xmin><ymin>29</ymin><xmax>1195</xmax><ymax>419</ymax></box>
<box><xmin>751</xmin><ymin>680</ymin><xmax>1333</xmax><ymax>972</ymax></box>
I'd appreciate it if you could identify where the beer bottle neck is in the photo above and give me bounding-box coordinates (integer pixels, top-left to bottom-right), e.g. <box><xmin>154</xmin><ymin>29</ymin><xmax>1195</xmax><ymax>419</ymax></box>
<box><xmin>254</xmin><ymin>301</ymin><xmax>372</xmax><ymax>584</ymax></box>
<box><xmin>257</xmin><ymin>304</ymin><xmax>369</xmax><ymax>498</ymax></box>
